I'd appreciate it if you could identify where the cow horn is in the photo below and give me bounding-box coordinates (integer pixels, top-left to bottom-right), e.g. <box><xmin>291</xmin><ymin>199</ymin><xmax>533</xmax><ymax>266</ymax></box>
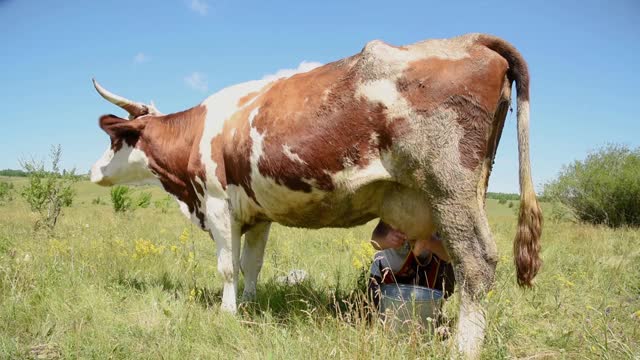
<box><xmin>92</xmin><ymin>78</ymin><xmax>148</xmax><ymax>119</ymax></box>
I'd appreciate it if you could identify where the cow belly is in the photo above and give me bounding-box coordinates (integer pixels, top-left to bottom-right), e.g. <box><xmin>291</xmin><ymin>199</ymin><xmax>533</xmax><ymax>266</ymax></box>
<box><xmin>248</xmin><ymin>181</ymin><xmax>433</xmax><ymax>239</ymax></box>
<box><xmin>230</xmin><ymin>155</ymin><xmax>434</xmax><ymax>236</ymax></box>
<box><xmin>252</xmin><ymin>178</ymin><xmax>388</xmax><ymax>229</ymax></box>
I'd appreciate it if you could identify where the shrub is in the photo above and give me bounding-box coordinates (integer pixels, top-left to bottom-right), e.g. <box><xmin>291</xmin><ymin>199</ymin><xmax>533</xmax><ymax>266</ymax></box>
<box><xmin>111</xmin><ymin>185</ymin><xmax>134</xmax><ymax>213</ymax></box>
<box><xmin>154</xmin><ymin>195</ymin><xmax>172</xmax><ymax>213</ymax></box>
<box><xmin>20</xmin><ymin>145</ymin><xmax>78</xmax><ymax>230</ymax></box>
<box><xmin>136</xmin><ymin>191</ymin><xmax>152</xmax><ymax>209</ymax></box>
<box><xmin>543</xmin><ymin>144</ymin><xmax>640</xmax><ymax>227</ymax></box>
<box><xmin>0</xmin><ymin>181</ymin><xmax>14</xmax><ymax>204</ymax></box>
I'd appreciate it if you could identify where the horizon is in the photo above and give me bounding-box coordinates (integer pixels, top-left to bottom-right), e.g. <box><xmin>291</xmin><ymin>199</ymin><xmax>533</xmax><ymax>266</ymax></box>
<box><xmin>1</xmin><ymin>0</ymin><xmax>638</xmax><ymax>193</ymax></box>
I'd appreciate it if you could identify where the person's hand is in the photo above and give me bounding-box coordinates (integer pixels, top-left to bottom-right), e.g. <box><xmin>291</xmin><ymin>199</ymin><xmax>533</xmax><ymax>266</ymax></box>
<box><xmin>371</xmin><ymin>227</ymin><xmax>407</xmax><ymax>250</ymax></box>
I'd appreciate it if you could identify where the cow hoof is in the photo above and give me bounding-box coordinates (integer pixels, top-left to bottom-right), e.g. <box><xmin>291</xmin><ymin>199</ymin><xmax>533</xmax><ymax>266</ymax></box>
<box><xmin>220</xmin><ymin>301</ymin><xmax>237</xmax><ymax>314</ymax></box>
<box><xmin>242</xmin><ymin>290</ymin><xmax>257</xmax><ymax>302</ymax></box>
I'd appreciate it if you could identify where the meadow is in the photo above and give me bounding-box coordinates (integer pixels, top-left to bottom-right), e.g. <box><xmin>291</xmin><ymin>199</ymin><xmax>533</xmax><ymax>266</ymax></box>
<box><xmin>0</xmin><ymin>176</ymin><xmax>639</xmax><ymax>359</ymax></box>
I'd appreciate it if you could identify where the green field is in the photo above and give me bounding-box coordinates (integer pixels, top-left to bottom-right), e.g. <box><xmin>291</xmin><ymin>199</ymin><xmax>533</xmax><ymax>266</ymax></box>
<box><xmin>1</xmin><ymin>177</ymin><xmax>639</xmax><ymax>359</ymax></box>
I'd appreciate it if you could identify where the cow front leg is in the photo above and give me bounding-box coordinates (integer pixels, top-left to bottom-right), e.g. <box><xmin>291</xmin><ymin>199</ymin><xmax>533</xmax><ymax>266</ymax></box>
<box><xmin>240</xmin><ymin>221</ymin><xmax>271</xmax><ymax>301</ymax></box>
<box><xmin>206</xmin><ymin>198</ymin><xmax>241</xmax><ymax>313</ymax></box>
<box><xmin>432</xmin><ymin>197</ymin><xmax>497</xmax><ymax>359</ymax></box>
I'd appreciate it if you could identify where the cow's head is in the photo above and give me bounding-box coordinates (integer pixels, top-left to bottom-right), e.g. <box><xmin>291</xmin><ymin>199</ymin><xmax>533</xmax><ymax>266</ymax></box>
<box><xmin>90</xmin><ymin>79</ymin><xmax>162</xmax><ymax>186</ymax></box>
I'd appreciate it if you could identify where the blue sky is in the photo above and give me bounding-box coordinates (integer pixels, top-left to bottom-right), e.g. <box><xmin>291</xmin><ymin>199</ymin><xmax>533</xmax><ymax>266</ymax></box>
<box><xmin>1</xmin><ymin>0</ymin><xmax>638</xmax><ymax>193</ymax></box>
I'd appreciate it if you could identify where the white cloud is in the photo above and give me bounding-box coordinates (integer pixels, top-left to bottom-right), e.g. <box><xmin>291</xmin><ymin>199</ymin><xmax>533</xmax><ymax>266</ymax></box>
<box><xmin>261</xmin><ymin>61</ymin><xmax>323</xmax><ymax>82</ymax></box>
<box><xmin>189</xmin><ymin>0</ymin><xmax>208</xmax><ymax>15</ymax></box>
<box><xmin>184</xmin><ymin>72</ymin><xmax>208</xmax><ymax>92</ymax></box>
<box><xmin>133</xmin><ymin>52</ymin><xmax>149</xmax><ymax>64</ymax></box>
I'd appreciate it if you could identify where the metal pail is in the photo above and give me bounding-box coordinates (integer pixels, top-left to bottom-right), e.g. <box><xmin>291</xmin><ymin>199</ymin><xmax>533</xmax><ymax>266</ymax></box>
<box><xmin>380</xmin><ymin>283</ymin><xmax>443</xmax><ymax>332</ymax></box>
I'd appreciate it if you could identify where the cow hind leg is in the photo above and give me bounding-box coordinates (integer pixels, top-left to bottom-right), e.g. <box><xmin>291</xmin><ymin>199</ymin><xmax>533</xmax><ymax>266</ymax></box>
<box><xmin>241</xmin><ymin>222</ymin><xmax>271</xmax><ymax>301</ymax></box>
<box><xmin>432</xmin><ymin>196</ymin><xmax>497</xmax><ymax>359</ymax></box>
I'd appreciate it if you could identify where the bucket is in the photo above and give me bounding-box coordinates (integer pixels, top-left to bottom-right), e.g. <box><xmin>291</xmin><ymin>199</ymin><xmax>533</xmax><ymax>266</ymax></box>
<box><xmin>379</xmin><ymin>283</ymin><xmax>443</xmax><ymax>332</ymax></box>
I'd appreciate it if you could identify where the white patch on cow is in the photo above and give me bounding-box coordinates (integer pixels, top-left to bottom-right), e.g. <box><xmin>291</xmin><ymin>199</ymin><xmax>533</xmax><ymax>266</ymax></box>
<box><xmin>282</xmin><ymin>144</ymin><xmax>306</xmax><ymax>165</ymax></box>
<box><xmin>321</xmin><ymin>88</ymin><xmax>331</xmax><ymax>103</ymax></box>
<box><xmin>369</xmin><ymin>132</ymin><xmax>380</xmax><ymax>148</ymax></box>
<box><xmin>176</xmin><ymin>198</ymin><xmax>192</xmax><ymax>219</ymax></box>
<box><xmin>248</xmin><ymin>107</ymin><xmax>260</xmax><ymax>126</ymax></box>
<box><xmin>356</xmin><ymin>79</ymin><xmax>398</xmax><ymax>107</ymax></box>
<box><xmin>230</xmin><ymin>128</ymin><xmax>236</xmax><ymax>138</ymax></box>
<box><xmin>192</xmin><ymin>176</ymin><xmax>207</xmax><ymax>204</ymax></box>
<box><xmin>90</xmin><ymin>144</ymin><xmax>159</xmax><ymax>186</ymax></box>
<box><xmin>249</xmin><ymin>127</ymin><xmax>265</xmax><ymax>165</ymax></box>
<box><xmin>225</xmin><ymin>184</ymin><xmax>262</xmax><ymax>224</ymax></box>
<box><xmin>330</xmin><ymin>158</ymin><xmax>392</xmax><ymax>191</ymax></box>
<box><xmin>355</xmin><ymin>78</ymin><xmax>412</xmax><ymax>121</ymax></box>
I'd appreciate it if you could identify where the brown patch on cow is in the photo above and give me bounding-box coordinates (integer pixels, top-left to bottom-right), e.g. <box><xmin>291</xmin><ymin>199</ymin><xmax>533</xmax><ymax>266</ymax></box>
<box><xmin>244</xmin><ymin>59</ymin><xmax>405</xmax><ymax>193</ymax></box>
<box><xmin>397</xmin><ymin>47</ymin><xmax>509</xmax><ymax>170</ymax></box>
<box><xmin>210</xmin><ymin>134</ymin><xmax>227</xmax><ymax>189</ymax></box>
<box><xmin>99</xmin><ymin>114</ymin><xmax>149</xmax><ymax>152</ymax></box>
<box><xmin>215</xmin><ymin>57</ymin><xmax>408</xmax><ymax>196</ymax></box>
<box><xmin>136</xmin><ymin>105</ymin><xmax>209</xmax><ymax>227</ymax></box>
<box><xmin>221</xmin><ymin>102</ymin><xmax>258</xmax><ymax>202</ymax></box>
<box><xmin>237</xmin><ymin>91</ymin><xmax>259</xmax><ymax>107</ymax></box>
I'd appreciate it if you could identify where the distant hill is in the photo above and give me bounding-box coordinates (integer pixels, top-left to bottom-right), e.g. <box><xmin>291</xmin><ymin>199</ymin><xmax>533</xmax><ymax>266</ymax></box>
<box><xmin>0</xmin><ymin>169</ymin><xmax>27</xmax><ymax>177</ymax></box>
<box><xmin>0</xmin><ymin>169</ymin><xmax>88</xmax><ymax>180</ymax></box>
<box><xmin>486</xmin><ymin>192</ymin><xmax>520</xmax><ymax>202</ymax></box>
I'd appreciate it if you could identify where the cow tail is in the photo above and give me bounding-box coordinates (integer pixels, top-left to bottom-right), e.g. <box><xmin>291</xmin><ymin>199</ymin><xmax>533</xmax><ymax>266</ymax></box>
<box><xmin>480</xmin><ymin>34</ymin><xmax>543</xmax><ymax>287</ymax></box>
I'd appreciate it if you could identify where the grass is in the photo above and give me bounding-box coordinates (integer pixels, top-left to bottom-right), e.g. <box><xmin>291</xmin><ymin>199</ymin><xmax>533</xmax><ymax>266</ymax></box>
<box><xmin>0</xmin><ymin>177</ymin><xmax>639</xmax><ymax>359</ymax></box>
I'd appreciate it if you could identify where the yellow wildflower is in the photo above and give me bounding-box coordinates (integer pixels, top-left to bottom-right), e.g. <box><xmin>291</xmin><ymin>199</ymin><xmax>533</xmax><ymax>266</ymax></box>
<box><xmin>486</xmin><ymin>289</ymin><xmax>495</xmax><ymax>300</ymax></box>
<box><xmin>179</xmin><ymin>228</ymin><xmax>190</xmax><ymax>244</ymax></box>
<box><xmin>48</xmin><ymin>239</ymin><xmax>69</xmax><ymax>257</ymax></box>
<box><xmin>133</xmin><ymin>239</ymin><xmax>163</xmax><ymax>259</ymax></box>
<box><xmin>351</xmin><ymin>239</ymin><xmax>376</xmax><ymax>270</ymax></box>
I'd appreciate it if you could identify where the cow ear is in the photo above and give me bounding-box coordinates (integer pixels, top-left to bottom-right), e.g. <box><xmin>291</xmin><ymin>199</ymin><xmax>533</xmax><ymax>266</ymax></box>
<box><xmin>99</xmin><ymin>114</ymin><xmax>145</xmax><ymax>137</ymax></box>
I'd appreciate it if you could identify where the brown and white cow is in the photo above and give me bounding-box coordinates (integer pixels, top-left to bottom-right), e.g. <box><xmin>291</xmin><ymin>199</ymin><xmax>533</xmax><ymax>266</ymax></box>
<box><xmin>90</xmin><ymin>33</ymin><xmax>542</xmax><ymax>358</ymax></box>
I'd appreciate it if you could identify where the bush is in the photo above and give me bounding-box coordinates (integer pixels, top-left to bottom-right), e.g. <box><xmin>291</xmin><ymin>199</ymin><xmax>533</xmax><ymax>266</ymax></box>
<box><xmin>111</xmin><ymin>186</ymin><xmax>134</xmax><ymax>213</ymax></box>
<box><xmin>0</xmin><ymin>181</ymin><xmax>14</xmax><ymax>204</ymax></box>
<box><xmin>154</xmin><ymin>195</ymin><xmax>172</xmax><ymax>213</ymax></box>
<box><xmin>543</xmin><ymin>144</ymin><xmax>640</xmax><ymax>227</ymax></box>
<box><xmin>136</xmin><ymin>191</ymin><xmax>152</xmax><ymax>208</ymax></box>
<box><xmin>20</xmin><ymin>145</ymin><xmax>78</xmax><ymax>230</ymax></box>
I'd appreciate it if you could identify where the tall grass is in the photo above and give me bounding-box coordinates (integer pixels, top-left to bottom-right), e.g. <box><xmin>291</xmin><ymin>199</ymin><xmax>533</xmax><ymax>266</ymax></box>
<box><xmin>0</xmin><ymin>179</ymin><xmax>639</xmax><ymax>359</ymax></box>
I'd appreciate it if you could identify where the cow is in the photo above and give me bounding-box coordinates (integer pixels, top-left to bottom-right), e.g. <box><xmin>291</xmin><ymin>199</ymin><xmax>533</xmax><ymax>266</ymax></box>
<box><xmin>90</xmin><ymin>33</ymin><xmax>542</xmax><ymax>358</ymax></box>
